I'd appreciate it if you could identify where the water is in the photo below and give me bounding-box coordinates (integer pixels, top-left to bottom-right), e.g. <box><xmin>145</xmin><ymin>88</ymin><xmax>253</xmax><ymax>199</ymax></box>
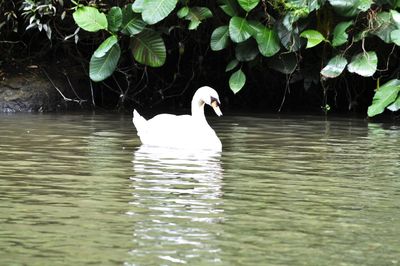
<box><xmin>0</xmin><ymin>113</ymin><xmax>399</xmax><ymax>265</ymax></box>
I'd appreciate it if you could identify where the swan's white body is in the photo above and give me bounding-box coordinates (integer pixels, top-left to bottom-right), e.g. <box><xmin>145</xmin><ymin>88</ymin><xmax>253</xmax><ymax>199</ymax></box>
<box><xmin>133</xmin><ymin>86</ymin><xmax>222</xmax><ymax>151</ymax></box>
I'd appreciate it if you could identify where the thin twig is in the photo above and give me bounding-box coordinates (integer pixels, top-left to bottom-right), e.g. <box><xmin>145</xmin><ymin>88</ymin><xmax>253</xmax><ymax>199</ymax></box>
<box><xmin>278</xmin><ymin>73</ymin><xmax>292</xmax><ymax>112</ymax></box>
<box><xmin>63</xmin><ymin>72</ymin><xmax>87</xmax><ymax>104</ymax></box>
<box><xmin>42</xmin><ymin>68</ymin><xmax>83</xmax><ymax>104</ymax></box>
<box><xmin>89</xmin><ymin>79</ymin><xmax>95</xmax><ymax>107</ymax></box>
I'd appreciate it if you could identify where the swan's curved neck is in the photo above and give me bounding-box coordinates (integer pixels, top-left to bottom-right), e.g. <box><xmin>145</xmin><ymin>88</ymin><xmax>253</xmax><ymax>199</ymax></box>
<box><xmin>191</xmin><ymin>95</ymin><xmax>207</xmax><ymax>122</ymax></box>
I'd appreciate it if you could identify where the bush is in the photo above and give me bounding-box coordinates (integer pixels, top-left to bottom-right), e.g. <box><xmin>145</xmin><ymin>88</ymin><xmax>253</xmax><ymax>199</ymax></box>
<box><xmin>2</xmin><ymin>0</ymin><xmax>400</xmax><ymax>116</ymax></box>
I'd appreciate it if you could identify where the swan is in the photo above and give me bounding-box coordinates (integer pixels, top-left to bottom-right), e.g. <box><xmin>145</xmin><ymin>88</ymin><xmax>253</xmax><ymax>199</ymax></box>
<box><xmin>132</xmin><ymin>86</ymin><xmax>222</xmax><ymax>151</ymax></box>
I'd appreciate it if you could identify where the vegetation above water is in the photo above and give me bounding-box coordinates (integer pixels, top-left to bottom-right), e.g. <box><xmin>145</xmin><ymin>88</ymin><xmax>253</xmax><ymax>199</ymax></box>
<box><xmin>1</xmin><ymin>0</ymin><xmax>400</xmax><ymax>117</ymax></box>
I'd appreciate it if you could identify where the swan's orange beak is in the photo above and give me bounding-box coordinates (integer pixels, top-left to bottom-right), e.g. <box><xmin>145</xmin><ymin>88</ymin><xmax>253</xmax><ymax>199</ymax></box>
<box><xmin>211</xmin><ymin>100</ymin><xmax>222</xmax><ymax>116</ymax></box>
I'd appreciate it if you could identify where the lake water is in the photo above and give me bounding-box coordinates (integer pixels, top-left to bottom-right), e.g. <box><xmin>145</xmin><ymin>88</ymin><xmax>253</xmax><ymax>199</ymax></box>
<box><xmin>0</xmin><ymin>113</ymin><xmax>399</xmax><ymax>265</ymax></box>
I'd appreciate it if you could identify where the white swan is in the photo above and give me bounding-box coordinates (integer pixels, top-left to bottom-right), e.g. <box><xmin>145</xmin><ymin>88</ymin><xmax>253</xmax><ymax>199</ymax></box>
<box><xmin>132</xmin><ymin>86</ymin><xmax>222</xmax><ymax>151</ymax></box>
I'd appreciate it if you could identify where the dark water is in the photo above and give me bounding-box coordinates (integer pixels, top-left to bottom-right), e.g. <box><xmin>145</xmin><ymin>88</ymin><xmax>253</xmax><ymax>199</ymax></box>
<box><xmin>0</xmin><ymin>113</ymin><xmax>399</xmax><ymax>265</ymax></box>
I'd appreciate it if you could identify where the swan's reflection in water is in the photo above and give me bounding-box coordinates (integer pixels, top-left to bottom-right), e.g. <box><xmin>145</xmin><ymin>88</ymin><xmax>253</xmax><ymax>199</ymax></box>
<box><xmin>128</xmin><ymin>146</ymin><xmax>224</xmax><ymax>265</ymax></box>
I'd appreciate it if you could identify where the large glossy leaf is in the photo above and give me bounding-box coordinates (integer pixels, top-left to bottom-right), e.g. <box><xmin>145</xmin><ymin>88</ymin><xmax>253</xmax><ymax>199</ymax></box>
<box><xmin>347</xmin><ymin>51</ymin><xmax>377</xmax><ymax>77</ymax></box>
<box><xmin>387</xmin><ymin>95</ymin><xmax>400</xmax><ymax>111</ymax></box>
<box><xmin>238</xmin><ymin>0</ymin><xmax>260</xmax><ymax>12</ymax></box>
<box><xmin>132</xmin><ymin>0</ymin><xmax>145</xmax><ymax>13</ymax></box>
<box><xmin>210</xmin><ymin>26</ymin><xmax>230</xmax><ymax>51</ymax></box>
<box><xmin>90</xmin><ymin>43</ymin><xmax>120</xmax><ymax>82</ymax></box>
<box><xmin>73</xmin><ymin>6</ymin><xmax>108</xmax><ymax>32</ymax></box>
<box><xmin>328</xmin><ymin>0</ymin><xmax>372</xmax><ymax>17</ymax></box>
<box><xmin>332</xmin><ymin>21</ymin><xmax>352</xmax><ymax>47</ymax></box>
<box><xmin>183</xmin><ymin>7</ymin><xmax>213</xmax><ymax>30</ymax></box>
<box><xmin>94</xmin><ymin>35</ymin><xmax>118</xmax><ymax>57</ymax></box>
<box><xmin>276</xmin><ymin>19</ymin><xmax>303</xmax><ymax>52</ymax></box>
<box><xmin>141</xmin><ymin>0</ymin><xmax>178</xmax><ymax>25</ymax></box>
<box><xmin>235</xmin><ymin>39</ymin><xmax>259</xmax><ymax>61</ymax></box>
<box><xmin>390</xmin><ymin>29</ymin><xmax>400</xmax><ymax>45</ymax></box>
<box><xmin>229</xmin><ymin>69</ymin><xmax>246</xmax><ymax>94</ymax></box>
<box><xmin>254</xmin><ymin>26</ymin><xmax>280</xmax><ymax>57</ymax></box>
<box><xmin>300</xmin><ymin>29</ymin><xmax>325</xmax><ymax>48</ymax></box>
<box><xmin>121</xmin><ymin>6</ymin><xmax>146</xmax><ymax>36</ymax></box>
<box><xmin>390</xmin><ymin>10</ymin><xmax>400</xmax><ymax>28</ymax></box>
<box><xmin>229</xmin><ymin>16</ymin><xmax>252</xmax><ymax>43</ymax></box>
<box><xmin>320</xmin><ymin>55</ymin><xmax>348</xmax><ymax>78</ymax></box>
<box><xmin>368</xmin><ymin>79</ymin><xmax>400</xmax><ymax>117</ymax></box>
<box><xmin>131</xmin><ymin>30</ymin><xmax>166</xmax><ymax>67</ymax></box>
<box><xmin>107</xmin><ymin>7</ymin><xmax>122</xmax><ymax>32</ymax></box>
<box><xmin>219</xmin><ymin>0</ymin><xmax>241</xmax><ymax>16</ymax></box>
<box><xmin>371</xmin><ymin>12</ymin><xmax>397</xmax><ymax>43</ymax></box>
<box><xmin>177</xmin><ymin>6</ymin><xmax>189</xmax><ymax>18</ymax></box>
<box><xmin>247</xmin><ymin>20</ymin><xmax>263</xmax><ymax>36</ymax></box>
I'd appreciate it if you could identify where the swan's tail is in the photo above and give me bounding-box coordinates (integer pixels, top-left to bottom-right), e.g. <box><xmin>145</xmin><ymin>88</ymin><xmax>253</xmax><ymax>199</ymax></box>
<box><xmin>132</xmin><ymin>109</ymin><xmax>147</xmax><ymax>136</ymax></box>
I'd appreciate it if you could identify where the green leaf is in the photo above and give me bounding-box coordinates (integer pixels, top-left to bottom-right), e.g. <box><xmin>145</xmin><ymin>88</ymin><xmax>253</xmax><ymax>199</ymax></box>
<box><xmin>390</xmin><ymin>29</ymin><xmax>400</xmax><ymax>45</ymax></box>
<box><xmin>300</xmin><ymin>29</ymin><xmax>325</xmax><ymax>48</ymax></box>
<box><xmin>390</xmin><ymin>10</ymin><xmax>400</xmax><ymax>28</ymax></box>
<box><xmin>328</xmin><ymin>0</ymin><xmax>372</xmax><ymax>17</ymax></box>
<box><xmin>320</xmin><ymin>55</ymin><xmax>348</xmax><ymax>78</ymax></box>
<box><xmin>219</xmin><ymin>0</ymin><xmax>240</xmax><ymax>16</ymax></box>
<box><xmin>107</xmin><ymin>7</ymin><xmax>122</xmax><ymax>32</ymax></box>
<box><xmin>132</xmin><ymin>0</ymin><xmax>145</xmax><ymax>13</ymax></box>
<box><xmin>226</xmin><ymin>59</ymin><xmax>239</xmax><ymax>72</ymax></box>
<box><xmin>371</xmin><ymin>12</ymin><xmax>397</xmax><ymax>43</ymax></box>
<box><xmin>276</xmin><ymin>20</ymin><xmax>302</xmax><ymax>52</ymax></box>
<box><xmin>247</xmin><ymin>20</ymin><xmax>264</xmax><ymax>37</ymax></box>
<box><xmin>73</xmin><ymin>6</ymin><xmax>108</xmax><ymax>32</ymax></box>
<box><xmin>183</xmin><ymin>7</ymin><xmax>213</xmax><ymax>30</ymax></box>
<box><xmin>255</xmin><ymin>26</ymin><xmax>280</xmax><ymax>57</ymax></box>
<box><xmin>229</xmin><ymin>69</ymin><xmax>246</xmax><ymax>94</ymax></box>
<box><xmin>235</xmin><ymin>39</ymin><xmax>259</xmax><ymax>62</ymax></box>
<box><xmin>142</xmin><ymin>0</ymin><xmax>178</xmax><ymax>25</ymax></box>
<box><xmin>387</xmin><ymin>95</ymin><xmax>400</xmax><ymax>112</ymax></box>
<box><xmin>229</xmin><ymin>16</ymin><xmax>252</xmax><ymax>43</ymax></box>
<box><xmin>238</xmin><ymin>0</ymin><xmax>260</xmax><ymax>12</ymax></box>
<box><xmin>93</xmin><ymin>35</ymin><xmax>118</xmax><ymax>57</ymax></box>
<box><xmin>347</xmin><ymin>51</ymin><xmax>377</xmax><ymax>77</ymax></box>
<box><xmin>332</xmin><ymin>21</ymin><xmax>352</xmax><ymax>47</ymax></box>
<box><xmin>132</xmin><ymin>30</ymin><xmax>166</xmax><ymax>67</ymax></box>
<box><xmin>210</xmin><ymin>25</ymin><xmax>230</xmax><ymax>51</ymax></box>
<box><xmin>367</xmin><ymin>79</ymin><xmax>400</xmax><ymax>117</ymax></box>
<box><xmin>90</xmin><ymin>43</ymin><xmax>121</xmax><ymax>82</ymax></box>
<box><xmin>121</xmin><ymin>7</ymin><xmax>146</xmax><ymax>36</ymax></box>
<box><xmin>177</xmin><ymin>6</ymin><xmax>189</xmax><ymax>18</ymax></box>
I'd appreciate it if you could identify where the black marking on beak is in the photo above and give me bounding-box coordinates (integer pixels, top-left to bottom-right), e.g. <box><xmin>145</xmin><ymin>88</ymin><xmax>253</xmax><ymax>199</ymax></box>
<box><xmin>210</xmin><ymin>96</ymin><xmax>220</xmax><ymax>107</ymax></box>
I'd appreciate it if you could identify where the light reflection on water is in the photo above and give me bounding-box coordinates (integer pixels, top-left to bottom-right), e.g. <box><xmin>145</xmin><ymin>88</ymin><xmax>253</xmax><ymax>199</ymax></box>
<box><xmin>0</xmin><ymin>113</ymin><xmax>399</xmax><ymax>265</ymax></box>
<box><xmin>129</xmin><ymin>146</ymin><xmax>223</xmax><ymax>265</ymax></box>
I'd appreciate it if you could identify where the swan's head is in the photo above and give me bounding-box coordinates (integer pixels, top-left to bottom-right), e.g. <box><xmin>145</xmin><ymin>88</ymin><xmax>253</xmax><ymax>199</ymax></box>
<box><xmin>194</xmin><ymin>86</ymin><xmax>223</xmax><ymax>116</ymax></box>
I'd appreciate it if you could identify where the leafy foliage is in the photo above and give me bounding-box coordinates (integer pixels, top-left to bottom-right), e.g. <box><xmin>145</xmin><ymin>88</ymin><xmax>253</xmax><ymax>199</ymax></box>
<box><xmin>73</xmin><ymin>6</ymin><xmax>108</xmax><ymax>32</ymax></box>
<box><xmin>4</xmin><ymin>0</ymin><xmax>400</xmax><ymax>116</ymax></box>
<box><xmin>90</xmin><ymin>43</ymin><xmax>121</xmax><ymax>82</ymax></box>
<box><xmin>210</xmin><ymin>26</ymin><xmax>230</xmax><ymax>51</ymax></box>
<box><xmin>347</xmin><ymin>52</ymin><xmax>378</xmax><ymax>77</ymax></box>
<box><xmin>368</xmin><ymin>79</ymin><xmax>400</xmax><ymax>117</ymax></box>
<box><xmin>321</xmin><ymin>55</ymin><xmax>348</xmax><ymax>78</ymax></box>
<box><xmin>300</xmin><ymin>30</ymin><xmax>326</xmax><ymax>48</ymax></box>
<box><xmin>229</xmin><ymin>69</ymin><xmax>246</xmax><ymax>94</ymax></box>
<box><xmin>332</xmin><ymin>21</ymin><xmax>352</xmax><ymax>47</ymax></box>
<box><xmin>131</xmin><ymin>30</ymin><xmax>166</xmax><ymax>67</ymax></box>
<box><xmin>141</xmin><ymin>0</ymin><xmax>178</xmax><ymax>25</ymax></box>
<box><xmin>229</xmin><ymin>17</ymin><xmax>252</xmax><ymax>43</ymax></box>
